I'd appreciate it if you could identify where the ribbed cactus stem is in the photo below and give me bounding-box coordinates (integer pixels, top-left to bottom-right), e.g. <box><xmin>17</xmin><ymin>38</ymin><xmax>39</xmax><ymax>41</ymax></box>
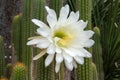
<box><xmin>21</xmin><ymin>0</ymin><xmax>32</xmax><ymax>79</ymax></box>
<box><xmin>76</xmin><ymin>0</ymin><xmax>93</xmax><ymax>80</ymax></box>
<box><xmin>93</xmin><ymin>27</ymin><xmax>104</xmax><ymax>80</ymax></box>
<box><xmin>12</xmin><ymin>14</ymin><xmax>22</xmax><ymax>61</ymax></box>
<box><xmin>11</xmin><ymin>63</ymin><xmax>26</xmax><ymax>80</ymax></box>
<box><xmin>92</xmin><ymin>63</ymin><xmax>99</xmax><ymax>80</ymax></box>
<box><xmin>0</xmin><ymin>35</ymin><xmax>4</xmax><ymax>77</ymax></box>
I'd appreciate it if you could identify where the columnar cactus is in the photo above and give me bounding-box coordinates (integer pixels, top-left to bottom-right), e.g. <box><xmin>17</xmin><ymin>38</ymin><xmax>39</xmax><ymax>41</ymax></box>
<box><xmin>75</xmin><ymin>0</ymin><xmax>93</xmax><ymax>80</ymax></box>
<box><xmin>0</xmin><ymin>35</ymin><xmax>5</xmax><ymax>77</ymax></box>
<box><xmin>92</xmin><ymin>63</ymin><xmax>98</xmax><ymax>80</ymax></box>
<box><xmin>12</xmin><ymin>0</ymin><xmax>95</xmax><ymax>80</ymax></box>
<box><xmin>93</xmin><ymin>27</ymin><xmax>104</xmax><ymax>80</ymax></box>
<box><xmin>11</xmin><ymin>63</ymin><xmax>26</xmax><ymax>80</ymax></box>
<box><xmin>12</xmin><ymin>14</ymin><xmax>22</xmax><ymax>61</ymax></box>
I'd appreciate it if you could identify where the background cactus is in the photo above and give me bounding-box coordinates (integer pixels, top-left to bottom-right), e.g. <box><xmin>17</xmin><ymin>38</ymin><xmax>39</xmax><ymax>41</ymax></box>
<box><xmin>0</xmin><ymin>35</ymin><xmax>5</xmax><ymax>78</ymax></box>
<box><xmin>11</xmin><ymin>63</ymin><xmax>26</xmax><ymax>80</ymax></box>
<box><xmin>92</xmin><ymin>63</ymin><xmax>99</xmax><ymax>80</ymax></box>
<box><xmin>75</xmin><ymin>0</ymin><xmax>93</xmax><ymax>80</ymax></box>
<box><xmin>93</xmin><ymin>27</ymin><xmax>104</xmax><ymax>80</ymax></box>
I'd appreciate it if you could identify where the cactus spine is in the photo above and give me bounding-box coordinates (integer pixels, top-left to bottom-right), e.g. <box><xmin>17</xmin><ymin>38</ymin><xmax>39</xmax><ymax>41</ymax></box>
<box><xmin>11</xmin><ymin>63</ymin><xmax>26</xmax><ymax>80</ymax></box>
<box><xmin>93</xmin><ymin>27</ymin><xmax>104</xmax><ymax>80</ymax></box>
<box><xmin>0</xmin><ymin>36</ymin><xmax>4</xmax><ymax>77</ymax></box>
<box><xmin>75</xmin><ymin>0</ymin><xmax>93</xmax><ymax>80</ymax></box>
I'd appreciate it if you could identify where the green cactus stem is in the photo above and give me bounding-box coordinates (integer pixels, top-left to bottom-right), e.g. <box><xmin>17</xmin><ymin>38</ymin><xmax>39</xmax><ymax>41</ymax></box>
<box><xmin>0</xmin><ymin>35</ymin><xmax>5</xmax><ymax>77</ymax></box>
<box><xmin>93</xmin><ymin>27</ymin><xmax>104</xmax><ymax>80</ymax></box>
<box><xmin>75</xmin><ymin>0</ymin><xmax>93</xmax><ymax>80</ymax></box>
<box><xmin>11</xmin><ymin>63</ymin><xmax>26</xmax><ymax>80</ymax></box>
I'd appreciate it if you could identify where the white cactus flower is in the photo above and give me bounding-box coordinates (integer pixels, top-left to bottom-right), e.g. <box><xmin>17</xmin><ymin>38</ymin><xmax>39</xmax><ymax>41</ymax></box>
<box><xmin>27</xmin><ymin>4</ymin><xmax>94</xmax><ymax>73</ymax></box>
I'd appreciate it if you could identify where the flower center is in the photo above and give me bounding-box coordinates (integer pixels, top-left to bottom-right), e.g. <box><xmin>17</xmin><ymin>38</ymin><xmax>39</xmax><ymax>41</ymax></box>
<box><xmin>53</xmin><ymin>27</ymin><xmax>74</xmax><ymax>47</ymax></box>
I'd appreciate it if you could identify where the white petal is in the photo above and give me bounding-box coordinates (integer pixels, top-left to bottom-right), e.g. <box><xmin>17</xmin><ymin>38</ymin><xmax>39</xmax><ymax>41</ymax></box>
<box><xmin>63</xmin><ymin>47</ymin><xmax>86</xmax><ymax>57</ymax></box>
<box><xmin>84</xmin><ymin>39</ymin><xmax>94</xmax><ymax>48</ymax></box>
<box><xmin>79</xmin><ymin>48</ymin><xmax>92</xmax><ymax>58</ymax></box>
<box><xmin>56</xmin><ymin>53</ymin><xmax>63</xmax><ymax>63</ymax></box>
<box><xmin>72</xmin><ymin>60</ymin><xmax>77</xmax><ymax>68</ymax></box>
<box><xmin>55</xmin><ymin>63</ymin><xmax>61</xmax><ymax>73</ymax></box>
<box><xmin>77</xmin><ymin>20</ymin><xmax>88</xmax><ymax>29</ymax></box>
<box><xmin>74</xmin><ymin>56</ymin><xmax>84</xmax><ymax>64</ymax></box>
<box><xmin>33</xmin><ymin>50</ymin><xmax>46</xmax><ymax>60</ymax></box>
<box><xmin>32</xmin><ymin>19</ymin><xmax>48</xmax><ymax>28</ymax></box>
<box><xmin>67</xmin><ymin>11</ymin><xmax>79</xmax><ymax>24</ymax></box>
<box><xmin>27</xmin><ymin>39</ymin><xmax>41</xmax><ymax>45</ymax></box>
<box><xmin>64</xmin><ymin>60</ymin><xmax>73</xmax><ymax>71</ymax></box>
<box><xmin>36</xmin><ymin>38</ymin><xmax>50</xmax><ymax>48</ymax></box>
<box><xmin>58</xmin><ymin>4</ymin><xmax>69</xmax><ymax>23</ymax></box>
<box><xmin>47</xmin><ymin>44</ymin><xmax>56</xmax><ymax>54</ymax></box>
<box><xmin>45</xmin><ymin>54</ymin><xmax>54</xmax><ymax>67</ymax></box>
<box><xmin>62</xmin><ymin>51</ymin><xmax>73</xmax><ymax>63</ymax></box>
<box><xmin>55</xmin><ymin>46</ymin><xmax>62</xmax><ymax>54</ymax></box>
<box><xmin>37</xmin><ymin>28</ymin><xmax>51</xmax><ymax>37</ymax></box>
<box><xmin>83</xmin><ymin>30</ymin><xmax>94</xmax><ymax>38</ymax></box>
<box><xmin>45</xmin><ymin>6</ymin><xmax>57</xmax><ymax>29</ymax></box>
<box><xmin>36</xmin><ymin>42</ymin><xmax>50</xmax><ymax>48</ymax></box>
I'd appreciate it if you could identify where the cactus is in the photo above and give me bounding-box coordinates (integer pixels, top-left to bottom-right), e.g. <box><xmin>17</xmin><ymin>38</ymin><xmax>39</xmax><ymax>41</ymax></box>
<box><xmin>0</xmin><ymin>35</ymin><xmax>5</xmax><ymax>77</ymax></box>
<box><xmin>0</xmin><ymin>77</ymin><xmax>8</xmax><ymax>80</ymax></box>
<box><xmin>5</xmin><ymin>63</ymin><xmax>12</xmax><ymax>79</ymax></box>
<box><xmin>12</xmin><ymin>14</ymin><xmax>22</xmax><ymax>62</ymax></box>
<box><xmin>11</xmin><ymin>63</ymin><xmax>26</xmax><ymax>80</ymax></box>
<box><xmin>75</xmin><ymin>0</ymin><xmax>93</xmax><ymax>80</ymax></box>
<box><xmin>92</xmin><ymin>63</ymin><xmax>99</xmax><ymax>80</ymax></box>
<box><xmin>93</xmin><ymin>27</ymin><xmax>104</xmax><ymax>80</ymax></box>
<box><xmin>11</xmin><ymin>0</ymin><xmax>97</xmax><ymax>80</ymax></box>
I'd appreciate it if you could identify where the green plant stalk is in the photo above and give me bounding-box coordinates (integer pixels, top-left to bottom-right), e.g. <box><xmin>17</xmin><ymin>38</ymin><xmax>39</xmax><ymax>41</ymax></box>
<box><xmin>92</xmin><ymin>63</ymin><xmax>98</xmax><ymax>80</ymax></box>
<box><xmin>11</xmin><ymin>63</ymin><xmax>26</xmax><ymax>80</ymax></box>
<box><xmin>76</xmin><ymin>0</ymin><xmax>93</xmax><ymax>80</ymax></box>
<box><xmin>31</xmin><ymin>0</ymin><xmax>50</xmax><ymax>80</ymax></box>
<box><xmin>93</xmin><ymin>27</ymin><xmax>104</xmax><ymax>80</ymax></box>
<box><xmin>12</xmin><ymin>14</ymin><xmax>22</xmax><ymax>62</ymax></box>
<box><xmin>0</xmin><ymin>35</ymin><xmax>4</xmax><ymax>77</ymax></box>
<box><xmin>21</xmin><ymin>0</ymin><xmax>32</xmax><ymax>79</ymax></box>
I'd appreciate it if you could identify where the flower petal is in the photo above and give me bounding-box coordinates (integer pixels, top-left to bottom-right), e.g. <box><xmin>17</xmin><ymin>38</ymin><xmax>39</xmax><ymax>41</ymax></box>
<box><xmin>45</xmin><ymin>6</ymin><xmax>57</xmax><ymax>29</ymax></box>
<box><xmin>33</xmin><ymin>50</ymin><xmax>46</xmax><ymax>60</ymax></box>
<box><xmin>45</xmin><ymin>54</ymin><xmax>54</xmax><ymax>67</ymax></box>
<box><xmin>27</xmin><ymin>39</ymin><xmax>41</xmax><ymax>45</ymax></box>
<box><xmin>56</xmin><ymin>53</ymin><xmax>63</xmax><ymax>63</ymax></box>
<box><xmin>47</xmin><ymin>44</ymin><xmax>56</xmax><ymax>54</ymax></box>
<box><xmin>55</xmin><ymin>63</ymin><xmax>61</xmax><ymax>73</ymax></box>
<box><xmin>83</xmin><ymin>30</ymin><xmax>94</xmax><ymax>39</ymax></box>
<box><xmin>74</xmin><ymin>56</ymin><xmax>84</xmax><ymax>64</ymax></box>
<box><xmin>32</xmin><ymin>19</ymin><xmax>48</xmax><ymax>28</ymax></box>
<box><xmin>37</xmin><ymin>27</ymin><xmax>51</xmax><ymax>37</ymax></box>
<box><xmin>67</xmin><ymin>11</ymin><xmax>79</xmax><ymax>24</ymax></box>
<box><xmin>58</xmin><ymin>4</ymin><xmax>69</xmax><ymax>23</ymax></box>
<box><xmin>84</xmin><ymin>39</ymin><xmax>94</xmax><ymax>48</ymax></box>
<box><xmin>63</xmin><ymin>47</ymin><xmax>86</xmax><ymax>57</ymax></box>
<box><xmin>77</xmin><ymin>20</ymin><xmax>88</xmax><ymax>29</ymax></box>
<box><xmin>62</xmin><ymin>51</ymin><xmax>73</xmax><ymax>63</ymax></box>
<box><xmin>55</xmin><ymin>46</ymin><xmax>62</xmax><ymax>54</ymax></box>
<box><xmin>79</xmin><ymin>48</ymin><xmax>92</xmax><ymax>58</ymax></box>
<box><xmin>64</xmin><ymin>60</ymin><xmax>73</xmax><ymax>71</ymax></box>
<box><xmin>72</xmin><ymin>60</ymin><xmax>77</xmax><ymax>68</ymax></box>
<box><xmin>36</xmin><ymin>38</ymin><xmax>50</xmax><ymax>48</ymax></box>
